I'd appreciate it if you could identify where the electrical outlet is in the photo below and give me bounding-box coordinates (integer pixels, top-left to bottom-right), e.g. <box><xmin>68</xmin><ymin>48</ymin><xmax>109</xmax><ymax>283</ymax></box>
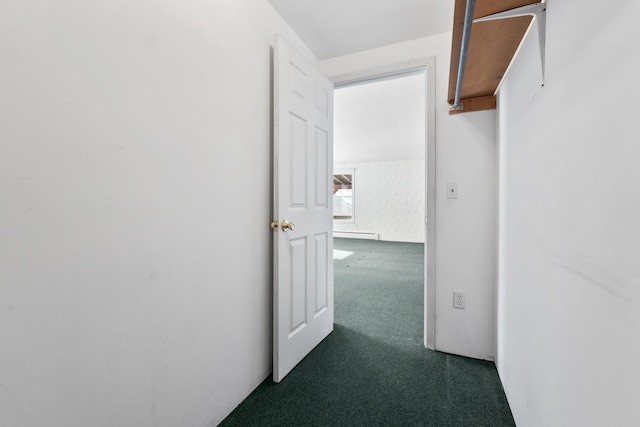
<box><xmin>453</xmin><ymin>291</ymin><xmax>466</xmax><ymax>309</ymax></box>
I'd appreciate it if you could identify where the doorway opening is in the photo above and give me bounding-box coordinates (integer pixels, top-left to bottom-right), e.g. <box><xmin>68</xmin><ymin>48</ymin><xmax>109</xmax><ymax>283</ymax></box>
<box><xmin>329</xmin><ymin>59</ymin><xmax>436</xmax><ymax>349</ymax></box>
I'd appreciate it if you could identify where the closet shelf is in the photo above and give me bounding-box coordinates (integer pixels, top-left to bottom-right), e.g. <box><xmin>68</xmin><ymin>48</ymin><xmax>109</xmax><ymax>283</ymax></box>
<box><xmin>447</xmin><ymin>0</ymin><xmax>544</xmax><ymax>114</ymax></box>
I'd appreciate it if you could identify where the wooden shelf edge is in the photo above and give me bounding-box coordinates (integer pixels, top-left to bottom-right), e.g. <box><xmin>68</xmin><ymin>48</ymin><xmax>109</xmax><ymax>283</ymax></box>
<box><xmin>448</xmin><ymin>95</ymin><xmax>496</xmax><ymax>115</ymax></box>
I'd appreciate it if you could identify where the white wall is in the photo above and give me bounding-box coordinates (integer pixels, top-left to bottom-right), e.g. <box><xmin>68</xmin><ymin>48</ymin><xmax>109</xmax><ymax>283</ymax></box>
<box><xmin>497</xmin><ymin>1</ymin><xmax>640</xmax><ymax>426</ymax></box>
<box><xmin>0</xmin><ymin>1</ymin><xmax>311</xmax><ymax>426</ymax></box>
<box><xmin>322</xmin><ymin>34</ymin><xmax>498</xmax><ymax>360</ymax></box>
<box><xmin>334</xmin><ymin>159</ymin><xmax>425</xmax><ymax>243</ymax></box>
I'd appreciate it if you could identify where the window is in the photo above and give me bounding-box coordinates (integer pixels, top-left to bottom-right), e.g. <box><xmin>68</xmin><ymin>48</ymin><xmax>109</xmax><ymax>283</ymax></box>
<box><xmin>333</xmin><ymin>170</ymin><xmax>354</xmax><ymax>222</ymax></box>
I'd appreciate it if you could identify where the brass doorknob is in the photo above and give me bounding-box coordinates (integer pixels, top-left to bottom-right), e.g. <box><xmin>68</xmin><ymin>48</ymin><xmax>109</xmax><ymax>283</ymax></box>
<box><xmin>281</xmin><ymin>220</ymin><xmax>295</xmax><ymax>231</ymax></box>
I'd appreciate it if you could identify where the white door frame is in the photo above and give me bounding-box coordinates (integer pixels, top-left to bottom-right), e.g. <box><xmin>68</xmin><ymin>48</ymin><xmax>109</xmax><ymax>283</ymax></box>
<box><xmin>328</xmin><ymin>57</ymin><xmax>437</xmax><ymax>350</ymax></box>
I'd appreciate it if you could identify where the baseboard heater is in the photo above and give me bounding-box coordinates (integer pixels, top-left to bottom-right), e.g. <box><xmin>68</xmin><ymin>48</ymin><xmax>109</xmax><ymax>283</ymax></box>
<box><xmin>333</xmin><ymin>231</ymin><xmax>379</xmax><ymax>240</ymax></box>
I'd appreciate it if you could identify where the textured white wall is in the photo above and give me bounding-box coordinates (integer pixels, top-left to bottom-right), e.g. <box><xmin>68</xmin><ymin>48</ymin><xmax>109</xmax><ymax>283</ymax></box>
<box><xmin>0</xmin><ymin>1</ymin><xmax>310</xmax><ymax>426</ymax></box>
<box><xmin>497</xmin><ymin>1</ymin><xmax>640</xmax><ymax>425</ymax></box>
<box><xmin>334</xmin><ymin>159</ymin><xmax>425</xmax><ymax>243</ymax></box>
<box><xmin>322</xmin><ymin>34</ymin><xmax>497</xmax><ymax>360</ymax></box>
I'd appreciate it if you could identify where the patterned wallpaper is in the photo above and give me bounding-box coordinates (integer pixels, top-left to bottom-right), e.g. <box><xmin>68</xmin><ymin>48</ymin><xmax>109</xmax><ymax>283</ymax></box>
<box><xmin>334</xmin><ymin>159</ymin><xmax>425</xmax><ymax>243</ymax></box>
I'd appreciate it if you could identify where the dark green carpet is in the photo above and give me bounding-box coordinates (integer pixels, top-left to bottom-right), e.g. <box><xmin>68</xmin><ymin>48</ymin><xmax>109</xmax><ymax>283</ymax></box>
<box><xmin>220</xmin><ymin>238</ymin><xmax>515</xmax><ymax>427</ymax></box>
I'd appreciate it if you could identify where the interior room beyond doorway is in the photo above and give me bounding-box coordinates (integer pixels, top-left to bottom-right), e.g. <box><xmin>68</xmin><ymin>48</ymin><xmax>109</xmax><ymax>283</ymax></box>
<box><xmin>332</xmin><ymin>71</ymin><xmax>426</xmax><ymax>244</ymax></box>
<box><xmin>332</xmin><ymin>71</ymin><xmax>426</xmax><ymax>340</ymax></box>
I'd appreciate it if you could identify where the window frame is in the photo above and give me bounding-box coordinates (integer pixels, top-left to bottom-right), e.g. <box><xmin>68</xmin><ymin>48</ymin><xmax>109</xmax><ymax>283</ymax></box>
<box><xmin>332</xmin><ymin>169</ymin><xmax>355</xmax><ymax>223</ymax></box>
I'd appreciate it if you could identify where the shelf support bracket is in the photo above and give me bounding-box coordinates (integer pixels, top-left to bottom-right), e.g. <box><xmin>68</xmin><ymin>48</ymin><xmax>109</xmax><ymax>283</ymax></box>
<box><xmin>473</xmin><ymin>2</ymin><xmax>547</xmax><ymax>85</ymax></box>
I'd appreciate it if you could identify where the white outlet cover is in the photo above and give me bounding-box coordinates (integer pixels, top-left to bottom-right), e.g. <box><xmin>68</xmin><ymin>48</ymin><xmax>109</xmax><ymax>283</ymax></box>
<box><xmin>453</xmin><ymin>291</ymin><xmax>466</xmax><ymax>309</ymax></box>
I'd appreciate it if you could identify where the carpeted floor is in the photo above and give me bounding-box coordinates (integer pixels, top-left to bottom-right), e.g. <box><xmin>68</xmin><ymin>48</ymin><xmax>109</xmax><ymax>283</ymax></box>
<box><xmin>220</xmin><ymin>238</ymin><xmax>515</xmax><ymax>426</ymax></box>
<box><xmin>332</xmin><ymin>238</ymin><xmax>425</xmax><ymax>346</ymax></box>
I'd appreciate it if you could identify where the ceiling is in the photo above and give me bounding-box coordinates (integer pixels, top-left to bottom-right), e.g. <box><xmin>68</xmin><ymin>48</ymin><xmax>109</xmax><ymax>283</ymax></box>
<box><xmin>268</xmin><ymin>0</ymin><xmax>454</xmax><ymax>59</ymax></box>
<box><xmin>334</xmin><ymin>73</ymin><xmax>425</xmax><ymax>164</ymax></box>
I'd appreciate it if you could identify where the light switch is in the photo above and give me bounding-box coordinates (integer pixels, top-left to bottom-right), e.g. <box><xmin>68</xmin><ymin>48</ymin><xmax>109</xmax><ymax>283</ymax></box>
<box><xmin>446</xmin><ymin>183</ymin><xmax>459</xmax><ymax>199</ymax></box>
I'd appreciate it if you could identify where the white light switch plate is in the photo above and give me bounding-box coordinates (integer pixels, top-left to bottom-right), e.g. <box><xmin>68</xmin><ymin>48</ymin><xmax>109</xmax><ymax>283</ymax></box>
<box><xmin>447</xmin><ymin>183</ymin><xmax>459</xmax><ymax>199</ymax></box>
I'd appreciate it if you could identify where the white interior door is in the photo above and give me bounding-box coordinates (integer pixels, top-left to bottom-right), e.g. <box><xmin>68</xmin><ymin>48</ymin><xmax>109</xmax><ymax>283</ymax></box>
<box><xmin>272</xmin><ymin>35</ymin><xmax>334</xmax><ymax>383</ymax></box>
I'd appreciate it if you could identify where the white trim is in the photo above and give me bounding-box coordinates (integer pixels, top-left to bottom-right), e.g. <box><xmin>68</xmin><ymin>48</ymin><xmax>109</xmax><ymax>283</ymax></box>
<box><xmin>424</xmin><ymin>56</ymin><xmax>436</xmax><ymax>351</ymax></box>
<box><xmin>327</xmin><ymin>57</ymin><xmax>437</xmax><ymax>350</ymax></box>
<box><xmin>330</xmin><ymin>58</ymin><xmax>432</xmax><ymax>87</ymax></box>
<box><xmin>333</xmin><ymin>231</ymin><xmax>379</xmax><ymax>240</ymax></box>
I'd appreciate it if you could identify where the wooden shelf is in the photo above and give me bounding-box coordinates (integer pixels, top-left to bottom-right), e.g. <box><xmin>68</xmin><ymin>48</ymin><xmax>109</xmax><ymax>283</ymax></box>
<box><xmin>448</xmin><ymin>0</ymin><xmax>541</xmax><ymax>114</ymax></box>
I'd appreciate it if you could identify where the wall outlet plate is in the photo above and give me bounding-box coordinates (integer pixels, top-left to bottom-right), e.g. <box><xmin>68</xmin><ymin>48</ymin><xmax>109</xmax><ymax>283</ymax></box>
<box><xmin>453</xmin><ymin>291</ymin><xmax>466</xmax><ymax>309</ymax></box>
